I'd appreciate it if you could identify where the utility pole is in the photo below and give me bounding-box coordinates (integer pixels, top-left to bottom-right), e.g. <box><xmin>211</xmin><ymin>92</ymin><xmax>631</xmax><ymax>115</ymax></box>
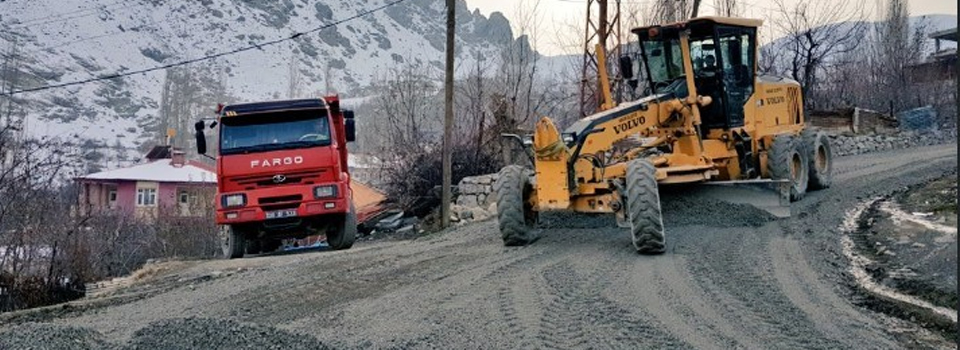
<box><xmin>580</xmin><ymin>0</ymin><xmax>623</xmax><ymax>118</ymax></box>
<box><xmin>441</xmin><ymin>0</ymin><xmax>455</xmax><ymax>229</ymax></box>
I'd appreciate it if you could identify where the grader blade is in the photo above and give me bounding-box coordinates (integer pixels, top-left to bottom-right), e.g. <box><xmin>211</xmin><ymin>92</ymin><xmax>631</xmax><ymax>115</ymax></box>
<box><xmin>694</xmin><ymin>179</ymin><xmax>792</xmax><ymax>218</ymax></box>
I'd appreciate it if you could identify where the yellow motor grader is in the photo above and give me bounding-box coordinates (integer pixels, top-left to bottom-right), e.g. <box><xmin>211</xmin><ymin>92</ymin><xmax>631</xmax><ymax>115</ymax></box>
<box><xmin>495</xmin><ymin>16</ymin><xmax>833</xmax><ymax>254</ymax></box>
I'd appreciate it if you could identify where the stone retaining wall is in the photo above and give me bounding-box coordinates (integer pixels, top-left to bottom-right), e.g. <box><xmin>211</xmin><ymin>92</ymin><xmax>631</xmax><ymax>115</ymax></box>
<box><xmin>829</xmin><ymin>129</ymin><xmax>957</xmax><ymax>157</ymax></box>
<box><xmin>452</xmin><ymin>174</ymin><xmax>499</xmax><ymax>223</ymax></box>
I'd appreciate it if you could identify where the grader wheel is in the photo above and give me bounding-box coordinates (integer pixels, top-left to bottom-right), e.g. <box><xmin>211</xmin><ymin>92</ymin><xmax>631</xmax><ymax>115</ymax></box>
<box><xmin>769</xmin><ymin>135</ymin><xmax>809</xmax><ymax>201</ymax></box>
<box><xmin>625</xmin><ymin>159</ymin><xmax>665</xmax><ymax>254</ymax></box>
<box><xmin>494</xmin><ymin>165</ymin><xmax>539</xmax><ymax>246</ymax></box>
<box><xmin>802</xmin><ymin>130</ymin><xmax>833</xmax><ymax>190</ymax></box>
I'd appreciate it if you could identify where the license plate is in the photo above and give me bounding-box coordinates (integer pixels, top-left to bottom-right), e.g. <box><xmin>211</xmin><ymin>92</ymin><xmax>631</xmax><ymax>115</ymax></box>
<box><xmin>266</xmin><ymin>209</ymin><xmax>298</xmax><ymax>219</ymax></box>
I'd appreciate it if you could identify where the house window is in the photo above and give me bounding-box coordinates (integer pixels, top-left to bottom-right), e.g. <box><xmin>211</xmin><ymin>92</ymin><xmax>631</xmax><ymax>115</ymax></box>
<box><xmin>179</xmin><ymin>190</ymin><xmax>189</xmax><ymax>204</ymax></box>
<box><xmin>136</xmin><ymin>188</ymin><xmax>157</xmax><ymax>206</ymax></box>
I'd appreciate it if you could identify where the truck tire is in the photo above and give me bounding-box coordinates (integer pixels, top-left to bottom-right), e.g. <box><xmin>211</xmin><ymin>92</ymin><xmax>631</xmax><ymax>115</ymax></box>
<box><xmin>494</xmin><ymin>165</ymin><xmax>539</xmax><ymax>246</ymax></box>
<box><xmin>801</xmin><ymin>129</ymin><xmax>833</xmax><ymax>190</ymax></box>
<box><xmin>223</xmin><ymin>226</ymin><xmax>246</xmax><ymax>259</ymax></box>
<box><xmin>328</xmin><ymin>204</ymin><xmax>357</xmax><ymax>250</ymax></box>
<box><xmin>625</xmin><ymin>159</ymin><xmax>665</xmax><ymax>254</ymax></box>
<box><xmin>768</xmin><ymin>134</ymin><xmax>809</xmax><ymax>201</ymax></box>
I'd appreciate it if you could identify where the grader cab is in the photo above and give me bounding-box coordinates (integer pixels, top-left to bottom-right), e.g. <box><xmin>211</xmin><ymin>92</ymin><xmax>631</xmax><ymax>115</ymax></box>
<box><xmin>494</xmin><ymin>16</ymin><xmax>833</xmax><ymax>254</ymax></box>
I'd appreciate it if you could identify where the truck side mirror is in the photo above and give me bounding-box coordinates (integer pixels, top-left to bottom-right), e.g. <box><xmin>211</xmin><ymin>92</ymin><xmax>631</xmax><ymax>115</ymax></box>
<box><xmin>194</xmin><ymin>120</ymin><xmax>207</xmax><ymax>155</ymax></box>
<box><xmin>343</xmin><ymin>110</ymin><xmax>356</xmax><ymax>142</ymax></box>
<box><xmin>619</xmin><ymin>55</ymin><xmax>634</xmax><ymax>80</ymax></box>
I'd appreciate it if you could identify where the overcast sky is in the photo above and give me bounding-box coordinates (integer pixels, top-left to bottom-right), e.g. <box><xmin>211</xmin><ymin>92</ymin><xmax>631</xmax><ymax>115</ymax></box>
<box><xmin>464</xmin><ymin>0</ymin><xmax>958</xmax><ymax>56</ymax></box>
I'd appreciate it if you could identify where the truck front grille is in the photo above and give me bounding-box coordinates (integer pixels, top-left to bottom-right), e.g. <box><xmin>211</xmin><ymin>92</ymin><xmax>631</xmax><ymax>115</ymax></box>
<box><xmin>231</xmin><ymin>169</ymin><xmax>329</xmax><ymax>190</ymax></box>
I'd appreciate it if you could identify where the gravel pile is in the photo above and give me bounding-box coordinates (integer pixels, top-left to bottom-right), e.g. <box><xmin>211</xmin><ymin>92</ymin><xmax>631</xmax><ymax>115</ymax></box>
<box><xmin>0</xmin><ymin>318</ymin><xmax>334</xmax><ymax>350</ymax></box>
<box><xmin>122</xmin><ymin>317</ymin><xmax>332</xmax><ymax>350</ymax></box>
<box><xmin>0</xmin><ymin>323</ymin><xmax>111</xmax><ymax>350</ymax></box>
<box><xmin>660</xmin><ymin>188</ymin><xmax>777</xmax><ymax>228</ymax></box>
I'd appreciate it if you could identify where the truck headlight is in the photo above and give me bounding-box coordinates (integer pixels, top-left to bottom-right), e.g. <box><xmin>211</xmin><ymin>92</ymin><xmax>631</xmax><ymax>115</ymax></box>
<box><xmin>562</xmin><ymin>132</ymin><xmax>576</xmax><ymax>144</ymax></box>
<box><xmin>314</xmin><ymin>185</ymin><xmax>338</xmax><ymax>199</ymax></box>
<box><xmin>221</xmin><ymin>193</ymin><xmax>246</xmax><ymax>208</ymax></box>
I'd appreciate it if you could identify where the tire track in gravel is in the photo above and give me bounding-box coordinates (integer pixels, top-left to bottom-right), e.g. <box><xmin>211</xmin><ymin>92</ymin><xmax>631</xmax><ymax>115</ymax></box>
<box><xmin>643</xmin><ymin>255</ymin><xmax>762</xmax><ymax>350</ymax></box>
<box><xmin>682</xmin><ymin>224</ymin><xmax>849</xmax><ymax>349</ymax></box>
<box><xmin>767</xmin><ymin>235</ymin><xmax>900</xmax><ymax>348</ymax></box>
<box><xmin>529</xmin><ymin>243</ymin><xmax>693</xmax><ymax>350</ymax></box>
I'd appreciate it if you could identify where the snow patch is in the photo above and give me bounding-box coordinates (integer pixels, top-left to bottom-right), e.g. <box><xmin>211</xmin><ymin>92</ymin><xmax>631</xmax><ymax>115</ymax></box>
<box><xmin>840</xmin><ymin>198</ymin><xmax>958</xmax><ymax>324</ymax></box>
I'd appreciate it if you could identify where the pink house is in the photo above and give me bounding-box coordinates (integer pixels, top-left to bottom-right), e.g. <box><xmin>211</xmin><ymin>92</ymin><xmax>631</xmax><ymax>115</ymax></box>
<box><xmin>77</xmin><ymin>146</ymin><xmax>217</xmax><ymax>220</ymax></box>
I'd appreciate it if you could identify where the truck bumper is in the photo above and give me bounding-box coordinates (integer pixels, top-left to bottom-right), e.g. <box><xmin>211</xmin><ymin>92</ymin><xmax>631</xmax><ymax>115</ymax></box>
<box><xmin>215</xmin><ymin>185</ymin><xmax>350</xmax><ymax>227</ymax></box>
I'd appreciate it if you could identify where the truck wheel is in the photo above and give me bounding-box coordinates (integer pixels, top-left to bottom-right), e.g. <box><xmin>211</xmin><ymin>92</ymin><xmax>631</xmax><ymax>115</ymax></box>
<box><xmin>769</xmin><ymin>134</ymin><xmax>809</xmax><ymax>201</ymax></box>
<box><xmin>625</xmin><ymin>159</ymin><xmax>665</xmax><ymax>254</ymax></box>
<box><xmin>222</xmin><ymin>226</ymin><xmax>246</xmax><ymax>259</ymax></box>
<box><xmin>802</xmin><ymin>130</ymin><xmax>833</xmax><ymax>190</ymax></box>
<box><xmin>328</xmin><ymin>204</ymin><xmax>357</xmax><ymax>250</ymax></box>
<box><xmin>494</xmin><ymin>165</ymin><xmax>539</xmax><ymax>246</ymax></box>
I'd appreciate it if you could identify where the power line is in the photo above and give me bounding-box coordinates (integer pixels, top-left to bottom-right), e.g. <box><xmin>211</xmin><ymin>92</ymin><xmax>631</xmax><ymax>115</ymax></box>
<box><xmin>0</xmin><ymin>0</ymin><xmax>408</xmax><ymax>97</ymax></box>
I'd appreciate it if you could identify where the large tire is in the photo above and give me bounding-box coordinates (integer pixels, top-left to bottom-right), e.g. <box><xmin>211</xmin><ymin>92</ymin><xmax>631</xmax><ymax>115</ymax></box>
<box><xmin>222</xmin><ymin>226</ymin><xmax>246</xmax><ymax>259</ymax></box>
<box><xmin>801</xmin><ymin>129</ymin><xmax>833</xmax><ymax>190</ymax></box>
<box><xmin>328</xmin><ymin>204</ymin><xmax>357</xmax><ymax>250</ymax></box>
<box><xmin>625</xmin><ymin>159</ymin><xmax>665</xmax><ymax>254</ymax></box>
<box><xmin>494</xmin><ymin>165</ymin><xmax>539</xmax><ymax>246</ymax></box>
<box><xmin>768</xmin><ymin>134</ymin><xmax>809</xmax><ymax>202</ymax></box>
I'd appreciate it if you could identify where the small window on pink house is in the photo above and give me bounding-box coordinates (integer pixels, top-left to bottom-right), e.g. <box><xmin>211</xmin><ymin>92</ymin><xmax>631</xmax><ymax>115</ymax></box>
<box><xmin>136</xmin><ymin>188</ymin><xmax>157</xmax><ymax>206</ymax></box>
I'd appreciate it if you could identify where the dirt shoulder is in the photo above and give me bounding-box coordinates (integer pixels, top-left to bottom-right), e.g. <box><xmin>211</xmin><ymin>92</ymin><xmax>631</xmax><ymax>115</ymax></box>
<box><xmin>848</xmin><ymin>174</ymin><xmax>957</xmax><ymax>337</ymax></box>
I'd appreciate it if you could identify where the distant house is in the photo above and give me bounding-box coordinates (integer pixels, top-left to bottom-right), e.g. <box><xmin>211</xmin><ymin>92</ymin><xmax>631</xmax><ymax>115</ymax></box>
<box><xmin>807</xmin><ymin>107</ymin><xmax>899</xmax><ymax>135</ymax></box>
<box><xmin>76</xmin><ymin>146</ymin><xmax>216</xmax><ymax>220</ymax></box>
<box><xmin>906</xmin><ymin>27</ymin><xmax>957</xmax><ymax>83</ymax></box>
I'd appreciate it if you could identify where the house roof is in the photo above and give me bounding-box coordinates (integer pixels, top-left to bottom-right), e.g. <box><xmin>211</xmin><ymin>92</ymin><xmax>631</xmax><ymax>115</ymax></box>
<box><xmin>930</xmin><ymin>27</ymin><xmax>958</xmax><ymax>42</ymax></box>
<box><xmin>80</xmin><ymin>159</ymin><xmax>217</xmax><ymax>184</ymax></box>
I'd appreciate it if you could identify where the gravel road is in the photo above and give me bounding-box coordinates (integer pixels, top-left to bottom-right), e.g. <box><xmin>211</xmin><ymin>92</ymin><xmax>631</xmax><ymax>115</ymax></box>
<box><xmin>0</xmin><ymin>144</ymin><xmax>956</xmax><ymax>350</ymax></box>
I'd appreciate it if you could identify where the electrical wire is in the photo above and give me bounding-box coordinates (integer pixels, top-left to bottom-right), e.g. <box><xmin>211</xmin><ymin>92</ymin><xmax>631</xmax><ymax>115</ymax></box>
<box><xmin>0</xmin><ymin>0</ymin><xmax>408</xmax><ymax>97</ymax></box>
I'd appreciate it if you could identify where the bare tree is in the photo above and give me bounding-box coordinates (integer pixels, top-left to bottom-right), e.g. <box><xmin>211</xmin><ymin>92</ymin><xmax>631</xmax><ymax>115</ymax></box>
<box><xmin>713</xmin><ymin>0</ymin><xmax>742</xmax><ymax>17</ymax></box>
<box><xmin>770</xmin><ymin>0</ymin><xmax>867</xmax><ymax>110</ymax></box>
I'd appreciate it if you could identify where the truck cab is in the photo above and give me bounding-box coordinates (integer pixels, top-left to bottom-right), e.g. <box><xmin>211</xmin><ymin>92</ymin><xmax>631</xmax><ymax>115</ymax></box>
<box><xmin>195</xmin><ymin>96</ymin><xmax>358</xmax><ymax>258</ymax></box>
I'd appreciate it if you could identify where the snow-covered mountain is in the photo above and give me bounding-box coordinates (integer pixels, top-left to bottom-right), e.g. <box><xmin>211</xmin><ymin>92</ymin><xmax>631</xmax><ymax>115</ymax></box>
<box><xmin>0</xmin><ymin>0</ymin><xmax>525</xmax><ymax>157</ymax></box>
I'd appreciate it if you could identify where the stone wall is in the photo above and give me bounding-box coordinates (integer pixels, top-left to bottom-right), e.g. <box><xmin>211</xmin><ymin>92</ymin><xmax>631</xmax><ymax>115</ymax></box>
<box><xmin>829</xmin><ymin>129</ymin><xmax>957</xmax><ymax>157</ymax></box>
<box><xmin>451</xmin><ymin>173</ymin><xmax>499</xmax><ymax>223</ymax></box>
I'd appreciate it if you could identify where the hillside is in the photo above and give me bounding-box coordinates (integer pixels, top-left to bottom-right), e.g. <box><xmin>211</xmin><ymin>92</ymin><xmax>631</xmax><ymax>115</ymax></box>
<box><xmin>0</xmin><ymin>0</ymin><xmax>526</xmax><ymax>161</ymax></box>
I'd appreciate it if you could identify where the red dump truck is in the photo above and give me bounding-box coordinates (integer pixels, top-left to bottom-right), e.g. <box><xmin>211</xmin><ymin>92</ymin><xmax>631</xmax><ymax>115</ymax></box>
<box><xmin>195</xmin><ymin>96</ymin><xmax>368</xmax><ymax>258</ymax></box>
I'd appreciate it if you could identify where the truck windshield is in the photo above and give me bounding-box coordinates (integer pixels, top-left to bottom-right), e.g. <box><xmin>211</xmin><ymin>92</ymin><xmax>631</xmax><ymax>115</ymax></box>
<box><xmin>220</xmin><ymin>109</ymin><xmax>331</xmax><ymax>155</ymax></box>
